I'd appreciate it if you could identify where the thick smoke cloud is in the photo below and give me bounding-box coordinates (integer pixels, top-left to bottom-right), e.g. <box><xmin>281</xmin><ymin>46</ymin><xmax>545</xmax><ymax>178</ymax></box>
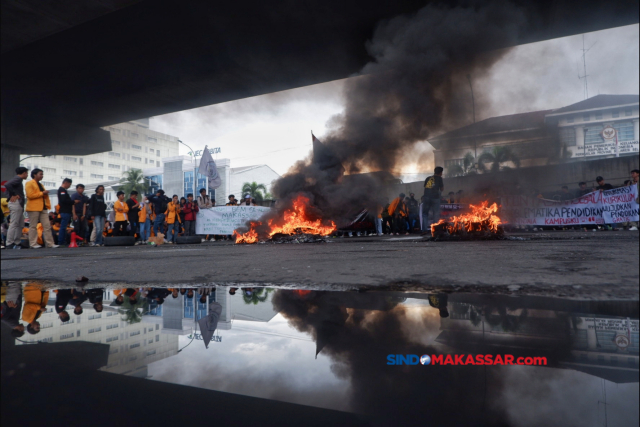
<box><xmin>264</xmin><ymin>1</ymin><xmax>531</xmax><ymax>232</ymax></box>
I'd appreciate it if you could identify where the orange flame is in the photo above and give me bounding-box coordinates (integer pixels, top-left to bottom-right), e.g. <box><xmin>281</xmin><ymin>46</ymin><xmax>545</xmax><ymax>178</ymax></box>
<box><xmin>234</xmin><ymin>195</ymin><xmax>337</xmax><ymax>244</ymax></box>
<box><xmin>431</xmin><ymin>201</ymin><xmax>501</xmax><ymax>236</ymax></box>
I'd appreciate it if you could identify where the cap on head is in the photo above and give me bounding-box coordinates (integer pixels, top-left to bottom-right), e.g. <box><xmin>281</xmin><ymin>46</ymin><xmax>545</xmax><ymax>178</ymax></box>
<box><xmin>245</xmin><ymin>195</ymin><xmax>251</xmax><ymax>199</ymax></box>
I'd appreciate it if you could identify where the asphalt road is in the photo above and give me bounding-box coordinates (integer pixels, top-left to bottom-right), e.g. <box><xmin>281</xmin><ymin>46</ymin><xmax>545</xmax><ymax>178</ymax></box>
<box><xmin>2</xmin><ymin>231</ymin><xmax>638</xmax><ymax>298</ymax></box>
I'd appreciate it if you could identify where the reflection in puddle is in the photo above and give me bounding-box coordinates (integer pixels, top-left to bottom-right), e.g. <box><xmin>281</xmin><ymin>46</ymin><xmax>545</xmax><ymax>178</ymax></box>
<box><xmin>2</xmin><ymin>282</ymin><xmax>638</xmax><ymax>426</ymax></box>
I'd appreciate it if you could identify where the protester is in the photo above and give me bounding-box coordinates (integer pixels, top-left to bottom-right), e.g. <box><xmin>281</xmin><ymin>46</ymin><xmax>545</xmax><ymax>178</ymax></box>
<box><xmin>375</xmin><ymin>199</ymin><xmax>385</xmax><ymax>236</ymax></box>
<box><xmin>148</xmin><ymin>189</ymin><xmax>171</xmax><ymax>236</ymax></box>
<box><xmin>406</xmin><ymin>193</ymin><xmax>419</xmax><ymax>232</ymax></box>
<box><xmin>88</xmin><ymin>185</ymin><xmax>107</xmax><ymax>246</ymax></box>
<box><xmin>25</xmin><ymin>169</ymin><xmax>58</xmax><ymax>249</ymax></box>
<box><xmin>381</xmin><ymin>199</ymin><xmax>392</xmax><ymax>234</ymax></box>
<box><xmin>57</xmin><ymin>178</ymin><xmax>74</xmax><ymax>245</ymax></box>
<box><xmin>5</xmin><ymin>167</ymin><xmax>29</xmax><ymax>250</ymax></box>
<box><xmin>576</xmin><ymin>182</ymin><xmax>590</xmax><ymax>197</ymax></box>
<box><xmin>85</xmin><ymin>288</ymin><xmax>104</xmax><ymax>312</ymax></box>
<box><xmin>138</xmin><ymin>197</ymin><xmax>152</xmax><ymax>244</ymax></box>
<box><xmin>197</xmin><ymin>188</ymin><xmax>213</xmax><ymax>209</ymax></box>
<box><xmin>388</xmin><ymin>193</ymin><xmax>408</xmax><ymax>235</ymax></box>
<box><xmin>71</xmin><ymin>184</ymin><xmax>89</xmax><ymax>243</ymax></box>
<box><xmin>178</xmin><ymin>197</ymin><xmax>187</xmax><ymax>234</ymax></box>
<box><xmin>241</xmin><ymin>194</ymin><xmax>256</xmax><ymax>206</ymax></box>
<box><xmin>226</xmin><ymin>194</ymin><xmax>238</xmax><ymax>206</ymax></box>
<box><xmin>595</xmin><ymin>176</ymin><xmax>613</xmax><ymax>191</ymax></box>
<box><xmin>54</xmin><ymin>289</ymin><xmax>73</xmax><ymax>322</ymax></box>
<box><xmin>69</xmin><ymin>289</ymin><xmax>88</xmax><ymax>315</ymax></box>
<box><xmin>422</xmin><ymin>166</ymin><xmax>444</xmax><ymax>231</ymax></box>
<box><xmin>631</xmin><ymin>169</ymin><xmax>639</xmax><ymax>203</ymax></box>
<box><xmin>165</xmin><ymin>194</ymin><xmax>181</xmax><ymax>244</ymax></box>
<box><xmin>445</xmin><ymin>191</ymin><xmax>456</xmax><ymax>204</ymax></box>
<box><xmin>22</xmin><ymin>284</ymin><xmax>49</xmax><ymax>334</ymax></box>
<box><xmin>113</xmin><ymin>191</ymin><xmax>130</xmax><ymax>236</ymax></box>
<box><xmin>1</xmin><ymin>284</ymin><xmax>24</xmax><ymax>338</ymax></box>
<box><xmin>126</xmin><ymin>191</ymin><xmax>141</xmax><ymax>243</ymax></box>
<box><xmin>559</xmin><ymin>186</ymin><xmax>573</xmax><ymax>201</ymax></box>
<box><xmin>183</xmin><ymin>193</ymin><xmax>199</xmax><ymax>236</ymax></box>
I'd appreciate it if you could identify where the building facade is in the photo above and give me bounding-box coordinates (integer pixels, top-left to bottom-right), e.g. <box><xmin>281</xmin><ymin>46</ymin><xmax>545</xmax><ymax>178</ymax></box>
<box><xmin>19</xmin><ymin>118</ymin><xmax>180</xmax><ymax>205</ymax></box>
<box><xmin>430</xmin><ymin>95</ymin><xmax>639</xmax><ymax>177</ymax></box>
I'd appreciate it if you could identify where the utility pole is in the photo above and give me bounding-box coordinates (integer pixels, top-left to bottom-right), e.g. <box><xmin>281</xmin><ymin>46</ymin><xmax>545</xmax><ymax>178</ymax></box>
<box><xmin>578</xmin><ymin>34</ymin><xmax>596</xmax><ymax>100</ymax></box>
<box><xmin>467</xmin><ymin>74</ymin><xmax>477</xmax><ymax>165</ymax></box>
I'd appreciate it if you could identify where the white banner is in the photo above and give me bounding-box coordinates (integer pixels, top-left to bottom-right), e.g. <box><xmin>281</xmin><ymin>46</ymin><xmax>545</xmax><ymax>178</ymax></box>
<box><xmin>196</xmin><ymin>206</ymin><xmax>272</xmax><ymax>235</ymax></box>
<box><xmin>574</xmin><ymin>140</ymin><xmax>639</xmax><ymax>158</ymax></box>
<box><xmin>502</xmin><ymin>186</ymin><xmax>639</xmax><ymax>226</ymax></box>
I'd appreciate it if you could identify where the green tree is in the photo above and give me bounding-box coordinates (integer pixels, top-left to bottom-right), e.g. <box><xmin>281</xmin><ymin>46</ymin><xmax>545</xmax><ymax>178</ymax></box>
<box><xmin>243</xmin><ymin>288</ymin><xmax>273</xmax><ymax>305</ymax></box>
<box><xmin>241</xmin><ymin>181</ymin><xmax>268</xmax><ymax>201</ymax></box>
<box><xmin>447</xmin><ymin>152</ymin><xmax>477</xmax><ymax>177</ymax></box>
<box><xmin>477</xmin><ymin>146</ymin><xmax>520</xmax><ymax>173</ymax></box>
<box><xmin>119</xmin><ymin>168</ymin><xmax>149</xmax><ymax>195</ymax></box>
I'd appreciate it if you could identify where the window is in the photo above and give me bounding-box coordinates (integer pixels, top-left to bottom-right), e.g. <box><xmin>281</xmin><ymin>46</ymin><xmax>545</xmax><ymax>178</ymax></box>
<box><xmin>88</xmin><ymin>314</ymin><xmax>102</xmax><ymax>320</ymax></box>
<box><xmin>109</xmin><ymin>152</ymin><xmax>121</xmax><ymax>158</ymax></box>
<box><xmin>130</xmin><ymin>330</ymin><xmax>140</xmax><ymax>336</ymax></box>
<box><xmin>156</xmin><ymin>151</ymin><xmax>161</xmax><ymax>157</ymax></box>
<box><xmin>88</xmin><ymin>327</ymin><xmax>101</xmax><ymax>333</ymax></box>
<box><xmin>155</xmin><ymin>335</ymin><xmax>160</xmax><ymax>342</ymax></box>
<box><xmin>112</xmin><ymin>140</ymin><xmax>121</xmax><ymax>146</ymax></box>
<box><xmin>90</xmin><ymin>174</ymin><xmax>104</xmax><ymax>179</ymax></box>
<box><xmin>131</xmin><ymin>133</ymin><xmax>139</xmax><ymax>138</ymax></box>
<box><xmin>63</xmin><ymin>170</ymin><xmax>78</xmax><ymax>176</ymax></box>
<box><xmin>106</xmin><ymin>336</ymin><xmax>119</xmax><ymax>343</ymax></box>
<box><xmin>108</xmin><ymin>176</ymin><xmax>119</xmax><ymax>181</ymax></box>
<box><xmin>107</xmin><ymin>312</ymin><xmax>114</xmax><ymax>317</ymax></box>
<box><xmin>132</xmin><ymin>144</ymin><xmax>142</xmax><ymax>150</ymax></box>
<box><xmin>108</xmin><ymin>164</ymin><xmax>121</xmax><ymax>169</ymax></box>
<box><xmin>110</xmin><ymin>127</ymin><xmax>121</xmax><ymax>134</ymax></box>
<box><xmin>625</xmin><ymin>108</ymin><xmax>633</xmax><ymax>116</ymax></box>
<box><xmin>567</xmin><ymin>116</ymin><xmax>574</xmax><ymax>123</ymax></box>
<box><xmin>64</xmin><ymin>156</ymin><xmax>77</xmax><ymax>162</ymax></box>
<box><xmin>109</xmin><ymin>348</ymin><xmax>119</xmax><ymax>355</ymax></box>
<box><xmin>91</xmin><ymin>161</ymin><xmax>104</xmax><ymax>167</ymax></box>
<box><xmin>42</xmin><ymin>181</ymin><xmax>56</xmax><ymax>187</ymax></box>
<box><xmin>79</xmin><ymin>159</ymin><xmax>83</xmax><ymax>165</ymax></box>
<box><xmin>595</xmin><ymin>111</ymin><xmax>603</xmax><ymax>120</ymax></box>
<box><xmin>132</xmin><ymin>156</ymin><xmax>142</xmax><ymax>162</ymax></box>
<box><xmin>156</xmin><ymin>161</ymin><xmax>160</xmax><ymax>167</ymax></box>
<box><xmin>585</xmin><ymin>122</ymin><xmax>635</xmax><ymax>144</ymax></box>
<box><xmin>156</xmin><ymin>324</ymin><xmax>159</xmax><ymax>331</ymax></box>
<box><xmin>148</xmin><ymin>137</ymin><xmax>157</xmax><ymax>143</ymax></box>
<box><xmin>559</xmin><ymin>127</ymin><xmax>576</xmax><ymax>147</ymax></box>
<box><xmin>106</xmin><ymin>323</ymin><xmax>118</xmax><ymax>330</ymax></box>
<box><xmin>149</xmin><ymin>149</ymin><xmax>155</xmax><ymax>154</ymax></box>
<box><xmin>60</xmin><ymin>333</ymin><xmax>74</xmax><ymax>340</ymax></box>
<box><xmin>130</xmin><ymin>343</ymin><xmax>140</xmax><ymax>349</ymax></box>
<box><xmin>40</xmin><ymin>322</ymin><xmax>53</xmax><ymax>329</ymax></box>
<box><xmin>137</xmin><ymin>124</ymin><xmax>147</xmax><ymax>129</ymax></box>
<box><xmin>79</xmin><ymin>171</ymin><xmax>83</xmax><ymax>178</ymax></box>
<box><xmin>146</xmin><ymin>350</ymin><xmax>156</xmax><ymax>356</ymax></box>
<box><xmin>582</xmin><ymin>113</ymin><xmax>590</xmax><ymax>122</ymax></box>
<box><xmin>42</xmin><ymin>167</ymin><xmax>56</xmax><ymax>173</ymax></box>
<box><xmin>612</xmin><ymin>110</ymin><xmax>619</xmax><ymax>118</ymax></box>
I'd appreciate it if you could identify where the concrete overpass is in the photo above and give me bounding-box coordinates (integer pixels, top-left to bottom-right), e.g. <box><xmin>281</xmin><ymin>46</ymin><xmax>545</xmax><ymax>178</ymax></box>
<box><xmin>2</xmin><ymin>0</ymin><xmax>638</xmax><ymax>181</ymax></box>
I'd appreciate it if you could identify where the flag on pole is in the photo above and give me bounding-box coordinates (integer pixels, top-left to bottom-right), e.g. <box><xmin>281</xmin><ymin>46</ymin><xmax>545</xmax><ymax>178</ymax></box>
<box><xmin>198</xmin><ymin>146</ymin><xmax>222</xmax><ymax>189</ymax></box>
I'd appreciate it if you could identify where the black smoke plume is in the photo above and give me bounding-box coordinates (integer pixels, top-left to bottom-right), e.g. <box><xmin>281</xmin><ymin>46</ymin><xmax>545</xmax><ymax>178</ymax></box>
<box><xmin>249</xmin><ymin>1</ymin><xmax>531</xmax><ymax>235</ymax></box>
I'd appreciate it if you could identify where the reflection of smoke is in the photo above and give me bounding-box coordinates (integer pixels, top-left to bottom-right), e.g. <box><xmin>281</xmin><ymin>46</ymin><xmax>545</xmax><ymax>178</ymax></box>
<box><xmin>267</xmin><ymin>1</ymin><xmax>529</xmax><ymax>228</ymax></box>
<box><xmin>272</xmin><ymin>291</ymin><xmax>507</xmax><ymax>425</ymax></box>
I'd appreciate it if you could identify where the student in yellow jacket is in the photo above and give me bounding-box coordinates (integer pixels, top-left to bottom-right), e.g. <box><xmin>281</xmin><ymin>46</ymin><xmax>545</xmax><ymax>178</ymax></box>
<box><xmin>164</xmin><ymin>194</ymin><xmax>181</xmax><ymax>244</ymax></box>
<box><xmin>138</xmin><ymin>198</ymin><xmax>153</xmax><ymax>243</ymax></box>
<box><xmin>22</xmin><ymin>284</ymin><xmax>49</xmax><ymax>335</ymax></box>
<box><xmin>25</xmin><ymin>168</ymin><xmax>58</xmax><ymax>248</ymax></box>
<box><xmin>113</xmin><ymin>191</ymin><xmax>129</xmax><ymax>236</ymax></box>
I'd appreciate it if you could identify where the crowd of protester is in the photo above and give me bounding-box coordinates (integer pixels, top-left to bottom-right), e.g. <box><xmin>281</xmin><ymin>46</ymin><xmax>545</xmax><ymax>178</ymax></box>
<box><xmin>1</xmin><ymin>282</ymin><xmax>259</xmax><ymax>338</ymax></box>
<box><xmin>1</xmin><ymin>166</ymin><xmax>638</xmax><ymax>248</ymax></box>
<box><xmin>1</xmin><ymin>166</ymin><xmax>263</xmax><ymax>249</ymax></box>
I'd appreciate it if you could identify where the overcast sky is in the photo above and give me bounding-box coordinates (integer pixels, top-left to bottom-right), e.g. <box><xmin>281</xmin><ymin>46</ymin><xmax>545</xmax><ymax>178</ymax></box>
<box><xmin>150</xmin><ymin>24</ymin><xmax>638</xmax><ymax>179</ymax></box>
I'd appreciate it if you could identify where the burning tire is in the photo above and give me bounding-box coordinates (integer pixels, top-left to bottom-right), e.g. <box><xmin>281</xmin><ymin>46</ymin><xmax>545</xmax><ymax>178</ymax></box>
<box><xmin>104</xmin><ymin>236</ymin><xmax>136</xmax><ymax>246</ymax></box>
<box><xmin>176</xmin><ymin>236</ymin><xmax>201</xmax><ymax>245</ymax></box>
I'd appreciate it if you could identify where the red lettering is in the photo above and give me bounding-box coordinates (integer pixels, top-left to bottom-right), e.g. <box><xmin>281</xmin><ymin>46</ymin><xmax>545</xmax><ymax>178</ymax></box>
<box><xmin>444</xmin><ymin>355</ymin><xmax>454</xmax><ymax>365</ymax></box>
<box><xmin>504</xmin><ymin>355</ymin><xmax>514</xmax><ymax>365</ymax></box>
<box><xmin>432</xmin><ymin>354</ymin><xmax>443</xmax><ymax>365</ymax></box>
<box><xmin>475</xmin><ymin>355</ymin><xmax>485</xmax><ymax>365</ymax></box>
<box><xmin>484</xmin><ymin>355</ymin><xmax>493</xmax><ymax>365</ymax></box>
<box><xmin>454</xmin><ymin>355</ymin><xmax>464</xmax><ymax>365</ymax></box>
<box><xmin>494</xmin><ymin>355</ymin><xmax>504</xmax><ymax>365</ymax></box>
<box><xmin>465</xmin><ymin>355</ymin><xmax>476</xmax><ymax>365</ymax></box>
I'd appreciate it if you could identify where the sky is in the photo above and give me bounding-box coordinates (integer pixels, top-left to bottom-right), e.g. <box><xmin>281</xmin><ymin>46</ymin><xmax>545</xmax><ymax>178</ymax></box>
<box><xmin>150</xmin><ymin>24</ymin><xmax>639</xmax><ymax>180</ymax></box>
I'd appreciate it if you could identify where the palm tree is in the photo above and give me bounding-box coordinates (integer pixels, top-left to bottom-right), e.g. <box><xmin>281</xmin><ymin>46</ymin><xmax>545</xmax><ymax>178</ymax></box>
<box><xmin>447</xmin><ymin>152</ymin><xmax>476</xmax><ymax>177</ymax></box>
<box><xmin>243</xmin><ymin>288</ymin><xmax>273</xmax><ymax>305</ymax></box>
<box><xmin>119</xmin><ymin>168</ymin><xmax>149</xmax><ymax>195</ymax></box>
<box><xmin>477</xmin><ymin>146</ymin><xmax>520</xmax><ymax>173</ymax></box>
<box><xmin>241</xmin><ymin>181</ymin><xmax>268</xmax><ymax>201</ymax></box>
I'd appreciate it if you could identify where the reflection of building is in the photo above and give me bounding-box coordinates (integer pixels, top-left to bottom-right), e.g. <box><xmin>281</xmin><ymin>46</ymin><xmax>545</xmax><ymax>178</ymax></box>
<box><xmin>430</xmin><ymin>95</ymin><xmax>639</xmax><ymax>177</ymax></box>
<box><xmin>437</xmin><ymin>301</ymin><xmax>639</xmax><ymax>383</ymax></box>
<box><xmin>143</xmin><ymin>156</ymin><xmax>279</xmax><ymax>206</ymax></box>
<box><xmin>19</xmin><ymin>293</ymin><xmax>178</xmax><ymax>378</ymax></box>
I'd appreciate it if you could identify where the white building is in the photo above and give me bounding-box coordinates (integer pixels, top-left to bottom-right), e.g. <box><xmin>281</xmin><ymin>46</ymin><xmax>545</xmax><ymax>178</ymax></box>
<box><xmin>19</xmin><ymin>118</ymin><xmax>179</xmax><ymax>206</ymax></box>
<box><xmin>143</xmin><ymin>155</ymin><xmax>280</xmax><ymax>206</ymax></box>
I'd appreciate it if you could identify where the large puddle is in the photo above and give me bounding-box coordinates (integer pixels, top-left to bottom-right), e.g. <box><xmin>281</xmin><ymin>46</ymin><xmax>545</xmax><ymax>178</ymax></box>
<box><xmin>2</xmin><ymin>282</ymin><xmax>638</xmax><ymax>426</ymax></box>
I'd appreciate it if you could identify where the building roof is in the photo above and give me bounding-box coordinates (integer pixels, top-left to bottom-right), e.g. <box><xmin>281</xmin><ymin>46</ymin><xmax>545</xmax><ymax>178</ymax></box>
<box><xmin>547</xmin><ymin>94</ymin><xmax>639</xmax><ymax>116</ymax></box>
<box><xmin>429</xmin><ymin>110</ymin><xmax>552</xmax><ymax>148</ymax></box>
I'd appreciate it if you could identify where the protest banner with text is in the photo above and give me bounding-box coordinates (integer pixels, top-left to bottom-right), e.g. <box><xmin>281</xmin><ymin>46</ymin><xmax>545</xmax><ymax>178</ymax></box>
<box><xmin>196</xmin><ymin>206</ymin><xmax>272</xmax><ymax>235</ymax></box>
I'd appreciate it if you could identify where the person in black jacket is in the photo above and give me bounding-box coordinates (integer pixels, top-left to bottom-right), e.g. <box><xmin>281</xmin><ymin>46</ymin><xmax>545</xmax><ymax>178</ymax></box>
<box><xmin>55</xmin><ymin>289</ymin><xmax>73</xmax><ymax>323</ymax></box>
<box><xmin>57</xmin><ymin>178</ymin><xmax>74</xmax><ymax>245</ymax></box>
<box><xmin>85</xmin><ymin>288</ymin><xmax>104</xmax><ymax>312</ymax></box>
<box><xmin>126</xmin><ymin>191</ymin><xmax>141</xmax><ymax>243</ymax></box>
<box><xmin>1</xmin><ymin>283</ymin><xmax>25</xmax><ymax>338</ymax></box>
<box><xmin>147</xmin><ymin>189</ymin><xmax>171</xmax><ymax>236</ymax></box>
<box><xmin>5</xmin><ymin>167</ymin><xmax>29</xmax><ymax>249</ymax></box>
<box><xmin>88</xmin><ymin>185</ymin><xmax>107</xmax><ymax>246</ymax></box>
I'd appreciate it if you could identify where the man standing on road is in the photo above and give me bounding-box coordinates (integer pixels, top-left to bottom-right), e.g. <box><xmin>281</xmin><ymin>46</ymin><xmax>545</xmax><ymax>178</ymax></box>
<box><xmin>147</xmin><ymin>189</ymin><xmax>170</xmax><ymax>237</ymax></box>
<box><xmin>183</xmin><ymin>193</ymin><xmax>199</xmax><ymax>236</ymax></box>
<box><xmin>126</xmin><ymin>191</ymin><xmax>141</xmax><ymax>244</ymax></box>
<box><xmin>57</xmin><ymin>178</ymin><xmax>74</xmax><ymax>245</ymax></box>
<box><xmin>5</xmin><ymin>167</ymin><xmax>29</xmax><ymax>249</ymax></box>
<box><xmin>71</xmin><ymin>184</ymin><xmax>89</xmax><ymax>243</ymax></box>
<box><xmin>25</xmin><ymin>169</ymin><xmax>58</xmax><ymax>249</ymax></box>
<box><xmin>197</xmin><ymin>188</ymin><xmax>213</xmax><ymax>209</ymax></box>
<box><xmin>113</xmin><ymin>191</ymin><xmax>130</xmax><ymax>236</ymax></box>
<box><xmin>422</xmin><ymin>167</ymin><xmax>444</xmax><ymax>231</ymax></box>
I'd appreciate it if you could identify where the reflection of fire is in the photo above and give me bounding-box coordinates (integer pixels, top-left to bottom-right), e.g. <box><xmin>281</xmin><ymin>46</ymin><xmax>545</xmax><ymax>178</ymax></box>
<box><xmin>234</xmin><ymin>194</ymin><xmax>337</xmax><ymax>244</ymax></box>
<box><xmin>431</xmin><ymin>201</ymin><xmax>501</xmax><ymax>236</ymax></box>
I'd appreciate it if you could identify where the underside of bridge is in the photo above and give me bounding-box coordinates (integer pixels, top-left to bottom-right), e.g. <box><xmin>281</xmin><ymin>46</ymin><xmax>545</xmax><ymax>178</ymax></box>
<box><xmin>1</xmin><ymin>0</ymin><xmax>638</xmax><ymax>180</ymax></box>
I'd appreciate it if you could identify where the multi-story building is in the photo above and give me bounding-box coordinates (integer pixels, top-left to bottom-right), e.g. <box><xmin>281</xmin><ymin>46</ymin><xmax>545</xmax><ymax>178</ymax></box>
<box><xmin>430</xmin><ymin>94</ymin><xmax>639</xmax><ymax>177</ymax></box>
<box><xmin>19</xmin><ymin>118</ymin><xmax>179</xmax><ymax>206</ymax></box>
